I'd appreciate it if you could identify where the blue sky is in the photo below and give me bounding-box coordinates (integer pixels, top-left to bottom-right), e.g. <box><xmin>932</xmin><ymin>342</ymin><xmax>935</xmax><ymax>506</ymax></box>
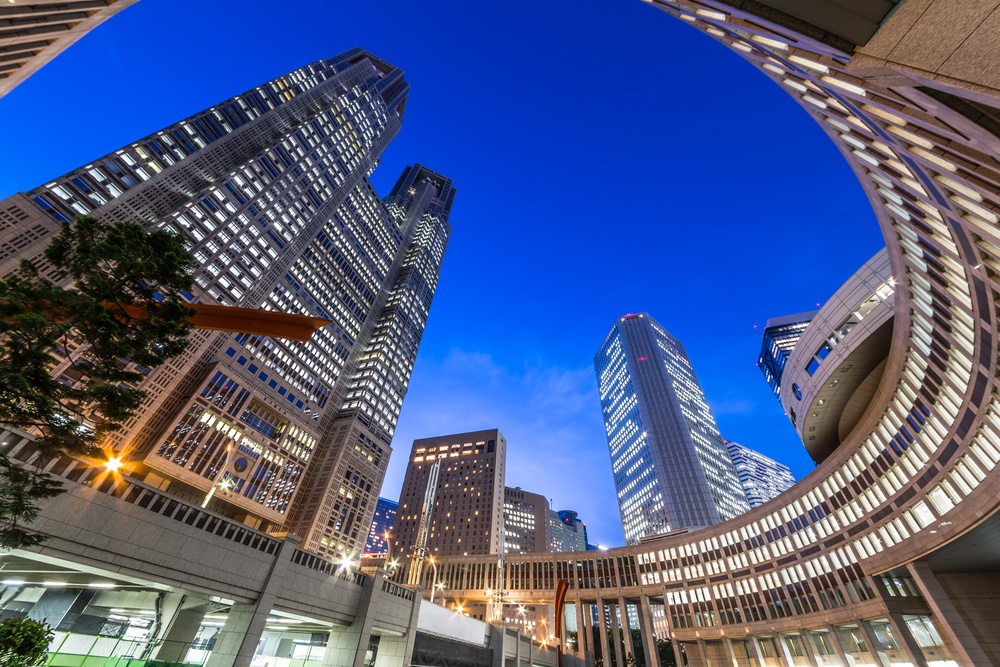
<box><xmin>0</xmin><ymin>0</ymin><xmax>883</xmax><ymax>546</ymax></box>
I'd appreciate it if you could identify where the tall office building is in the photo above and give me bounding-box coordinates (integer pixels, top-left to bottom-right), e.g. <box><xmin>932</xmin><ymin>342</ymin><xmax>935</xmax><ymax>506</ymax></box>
<box><xmin>549</xmin><ymin>509</ymin><xmax>588</xmax><ymax>553</ymax></box>
<box><xmin>594</xmin><ymin>313</ymin><xmax>749</xmax><ymax>544</ymax></box>
<box><xmin>724</xmin><ymin>440</ymin><xmax>796</xmax><ymax>508</ymax></box>
<box><xmin>0</xmin><ymin>48</ymin><xmax>453</xmax><ymax>558</ymax></box>
<box><xmin>757</xmin><ymin>311</ymin><xmax>816</xmax><ymax>400</ymax></box>
<box><xmin>393</xmin><ymin>429</ymin><xmax>506</xmax><ymax>559</ymax></box>
<box><xmin>363</xmin><ymin>497</ymin><xmax>398</xmax><ymax>555</ymax></box>
<box><xmin>0</xmin><ymin>0</ymin><xmax>137</xmax><ymax>98</ymax></box>
<box><xmin>504</xmin><ymin>486</ymin><xmax>550</xmax><ymax>554</ymax></box>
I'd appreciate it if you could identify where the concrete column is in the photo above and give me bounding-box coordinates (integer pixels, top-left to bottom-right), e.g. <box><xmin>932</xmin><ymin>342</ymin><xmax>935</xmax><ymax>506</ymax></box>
<box><xmin>774</xmin><ymin>635</ymin><xmax>796</xmax><ymax>667</ymax></box>
<box><xmin>618</xmin><ymin>598</ymin><xmax>635</xmax><ymax>664</ymax></box>
<box><xmin>205</xmin><ymin>537</ymin><xmax>298</xmax><ymax>667</ymax></box>
<box><xmin>905</xmin><ymin>561</ymin><xmax>991</xmax><ymax>666</ymax></box>
<box><xmin>886</xmin><ymin>612</ymin><xmax>929</xmax><ymax>667</ymax></box>
<box><xmin>489</xmin><ymin>623</ymin><xmax>505</xmax><ymax>667</ymax></box>
<box><xmin>608</xmin><ymin>601</ymin><xmax>625</xmax><ymax>667</ymax></box>
<box><xmin>695</xmin><ymin>639</ymin><xmax>709</xmax><ymax>667</ymax></box>
<box><xmin>747</xmin><ymin>635</ymin><xmax>769</xmax><ymax>667</ymax></box>
<box><xmin>797</xmin><ymin>631</ymin><xmax>821</xmax><ymax>667</ymax></box>
<box><xmin>596</xmin><ymin>598</ymin><xmax>612</xmax><ymax>667</ymax></box>
<box><xmin>575</xmin><ymin>600</ymin><xmax>587</xmax><ymax>658</ymax></box>
<box><xmin>322</xmin><ymin>569</ymin><xmax>380</xmax><ymax>667</ymax></box>
<box><xmin>582</xmin><ymin>601</ymin><xmax>596</xmax><ymax>667</ymax></box>
<box><xmin>857</xmin><ymin>620</ymin><xmax>890</xmax><ymax>667</ymax></box>
<box><xmin>153</xmin><ymin>607</ymin><xmax>206</xmax><ymax>661</ymax></box>
<box><xmin>375</xmin><ymin>584</ymin><xmax>422</xmax><ymax>667</ymax></box>
<box><xmin>637</xmin><ymin>596</ymin><xmax>657</xmax><ymax>667</ymax></box>
<box><xmin>672</xmin><ymin>640</ymin><xmax>686</xmax><ymax>667</ymax></box>
<box><xmin>722</xmin><ymin>638</ymin><xmax>740</xmax><ymax>667</ymax></box>
<box><xmin>824</xmin><ymin>626</ymin><xmax>850</xmax><ymax>667</ymax></box>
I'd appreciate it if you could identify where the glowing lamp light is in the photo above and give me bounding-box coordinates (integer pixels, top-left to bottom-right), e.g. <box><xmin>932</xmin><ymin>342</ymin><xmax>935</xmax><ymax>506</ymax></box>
<box><xmin>105</xmin><ymin>457</ymin><xmax>123</xmax><ymax>473</ymax></box>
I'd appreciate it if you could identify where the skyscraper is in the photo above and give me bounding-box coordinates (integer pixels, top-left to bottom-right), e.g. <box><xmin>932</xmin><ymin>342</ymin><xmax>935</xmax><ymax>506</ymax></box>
<box><xmin>364</xmin><ymin>497</ymin><xmax>398</xmax><ymax>555</ymax></box>
<box><xmin>504</xmin><ymin>486</ymin><xmax>550</xmax><ymax>554</ymax></box>
<box><xmin>0</xmin><ymin>0</ymin><xmax>137</xmax><ymax>98</ymax></box>
<box><xmin>393</xmin><ymin>429</ymin><xmax>506</xmax><ymax>560</ymax></box>
<box><xmin>549</xmin><ymin>509</ymin><xmax>588</xmax><ymax>553</ymax></box>
<box><xmin>0</xmin><ymin>48</ymin><xmax>453</xmax><ymax>558</ymax></box>
<box><xmin>724</xmin><ymin>440</ymin><xmax>796</xmax><ymax>508</ymax></box>
<box><xmin>757</xmin><ymin>311</ymin><xmax>816</xmax><ymax>400</ymax></box>
<box><xmin>594</xmin><ymin>313</ymin><xmax>748</xmax><ymax>544</ymax></box>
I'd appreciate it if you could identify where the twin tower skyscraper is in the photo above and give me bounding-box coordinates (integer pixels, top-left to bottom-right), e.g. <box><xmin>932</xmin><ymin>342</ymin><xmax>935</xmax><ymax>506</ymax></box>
<box><xmin>0</xmin><ymin>49</ymin><xmax>453</xmax><ymax>559</ymax></box>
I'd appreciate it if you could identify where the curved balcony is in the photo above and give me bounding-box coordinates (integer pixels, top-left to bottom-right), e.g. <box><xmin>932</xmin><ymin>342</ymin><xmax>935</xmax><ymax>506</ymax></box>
<box><xmin>781</xmin><ymin>249</ymin><xmax>895</xmax><ymax>463</ymax></box>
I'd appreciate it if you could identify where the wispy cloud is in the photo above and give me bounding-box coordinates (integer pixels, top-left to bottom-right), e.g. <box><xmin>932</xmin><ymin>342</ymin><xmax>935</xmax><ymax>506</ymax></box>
<box><xmin>386</xmin><ymin>348</ymin><xmax>625</xmax><ymax>546</ymax></box>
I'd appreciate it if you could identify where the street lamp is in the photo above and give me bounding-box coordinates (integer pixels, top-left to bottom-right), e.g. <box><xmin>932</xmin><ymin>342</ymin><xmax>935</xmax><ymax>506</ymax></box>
<box><xmin>201</xmin><ymin>444</ymin><xmax>234</xmax><ymax>508</ymax></box>
<box><xmin>428</xmin><ymin>556</ymin><xmax>439</xmax><ymax>602</ymax></box>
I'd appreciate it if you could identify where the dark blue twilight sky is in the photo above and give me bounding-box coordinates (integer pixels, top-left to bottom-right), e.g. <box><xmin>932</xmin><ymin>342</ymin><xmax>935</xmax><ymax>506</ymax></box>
<box><xmin>0</xmin><ymin>0</ymin><xmax>883</xmax><ymax>547</ymax></box>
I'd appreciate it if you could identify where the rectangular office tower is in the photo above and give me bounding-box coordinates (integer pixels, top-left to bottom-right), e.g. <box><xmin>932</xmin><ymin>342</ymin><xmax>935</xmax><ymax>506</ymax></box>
<box><xmin>724</xmin><ymin>440</ymin><xmax>795</xmax><ymax>508</ymax></box>
<box><xmin>757</xmin><ymin>311</ymin><xmax>816</xmax><ymax>400</ymax></box>
<box><xmin>0</xmin><ymin>48</ymin><xmax>454</xmax><ymax>558</ymax></box>
<box><xmin>504</xmin><ymin>486</ymin><xmax>550</xmax><ymax>554</ymax></box>
<box><xmin>393</xmin><ymin>429</ymin><xmax>507</xmax><ymax>559</ymax></box>
<box><xmin>594</xmin><ymin>313</ymin><xmax>749</xmax><ymax>544</ymax></box>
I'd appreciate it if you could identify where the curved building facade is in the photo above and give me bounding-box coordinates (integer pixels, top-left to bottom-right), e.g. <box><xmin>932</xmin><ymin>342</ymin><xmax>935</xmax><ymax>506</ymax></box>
<box><xmin>782</xmin><ymin>249</ymin><xmax>896</xmax><ymax>463</ymax></box>
<box><xmin>419</xmin><ymin>3</ymin><xmax>1000</xmax><ymax>666</ymax></box>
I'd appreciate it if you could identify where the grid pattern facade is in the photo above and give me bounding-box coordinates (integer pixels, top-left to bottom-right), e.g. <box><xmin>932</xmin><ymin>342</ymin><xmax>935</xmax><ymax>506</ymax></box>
<box><xmin>549</xmin><ymin>509</ymin><xmax>587</xmax><ymax>553</ymax></box>
<box><xmin>393</xmin><ymin>429</ymin><xmax>506</xmax><ymax>559</ymax></box>
<box><xmin>0</xmin><ymin>48</ymin><xmax>452</xmax><ymax>558</ymax></box>
<box><xmin>724</xmin><ymin>440</ymin><xmax>796</xmax><ymax>508</ymax></box>
<box><xmin>595</xmin><ymin>313</ymin><xmax>749</xmax><ymax>544</ymax></box>
<box><xmin>363</xmin><ymin>497</ymin><xmax>398</xmax><ymax>555</ymax></box>
<box><xmin>504</xmin><ymin>487</ymin><xmax>550</xmax><ymax>554</ymax></box>
<box><xmin>757</xmin><ymin>311</ymin><xmax>815</xmax><ymax>400</ymax></box>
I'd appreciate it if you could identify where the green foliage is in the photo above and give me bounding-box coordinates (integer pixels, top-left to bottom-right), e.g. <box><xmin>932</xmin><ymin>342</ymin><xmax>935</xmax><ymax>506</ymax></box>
<box><xmin>0</xmin><ymin>215</ymin><xmax>196</xmax><ymax>549</ymax></box>
<box><xmin>0</xmin><ymin>616</ymin><xmax>55</xmax><ymax>667</ymax></box>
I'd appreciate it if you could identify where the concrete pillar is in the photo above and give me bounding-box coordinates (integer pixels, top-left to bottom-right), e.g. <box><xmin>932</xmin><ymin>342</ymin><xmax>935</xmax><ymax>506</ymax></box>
<box><xmin>618</xmin><ymin>598</ymin><xmax>635</xmax><ymax>664</ymax></box>
<box><xmin>722</xmin><ymin>638</ymin><xmax>740</xmax><ymax>667</ymax></box>
<box><xmin>886</xmin><ymin>612</ymin><xmax>929</xmax><ymax>667</ymax></box>
<box><xmin>608</xmin><ymin>601</ymin><xmax>625</xmax><ymax>667</ymax></box>
<box><xmin>637</xmin><ymin>596</ymin><xmax>657</xmax><ymax>667</ymax></box>
<box><xmin>371</xmin><ymin>580</ymin><xmax>422</xmax><ymax>667</ymax></box>
<box><xmin>574</xmin><ymin>601</ymin><xmax>587</xmax><ymax>658</ymax></box>
<box><xmin>857</xmin><ymin>620</ymin><xmax>890</xmax><ymax>667</ymax></box>
<box><xmin>824</xmin><ymin>626</ymin><xmax>850</xmax><ymax>667</ymax></box>
<box><xmin>596</xmin><ymin>598</ymin><xmax>612</xmax><ymax>667</ymax></box>
<box><xmin>747</xmin><ymin>635</ymin><xmax>769</xmax><ymax>667</ymax></box>
<box><xmin>774</xmin><ymin>635</ymin><xmax>796</xmax><ymax>667</ymax></box>
<box><xmin>490</xmin><ymin>623</ymin><xmax>505</xmax><ymax>667</ymax></box>
<box><xmin>797</xmin><ymin>632</ymin><xmax>821</xmax><ymax>667</ymax></box>
<box><xmin>153</xmin><ymin>607</ymin><xmax>206</xmax><ymax>661</ymax></box>
<box><xmin>672</xmin><ymin>639</ymin><xmax>685</xmax><ymax>667</ymax></box>
<box><xmin>905</xmin><ymin>561</ymin><xmax>991</xmax><ymax>666</ymax></box>
<box><xmin>582</xmin><ymin>601</ymin><xmax>596</xmax><ymax>667</ymax></box>
<box><xmin>205</xmin><ymin>537</ymin><xmax>296</xmax><ymax>667</ymax></box>
<box><xmin>322</xmin><ymin>569</ymin><xmax>380</xmax><ymax>667</ymax></box>
<box><xmin>695</xmin><ymin>639</ymin><xmax>709</xmax><ymax>667</ymax></box>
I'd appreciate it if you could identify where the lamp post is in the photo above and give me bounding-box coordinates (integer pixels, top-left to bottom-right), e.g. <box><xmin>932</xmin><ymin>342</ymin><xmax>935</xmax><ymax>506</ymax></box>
<box><xmin>427</xmin><ymin>556</ymin><xmax>437</xmax><ymax>604</ymax></box>
<box><xmin>201</xmin><ymin>444</ymin><xmax>234</xmax><ymax>508</ymax></box>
